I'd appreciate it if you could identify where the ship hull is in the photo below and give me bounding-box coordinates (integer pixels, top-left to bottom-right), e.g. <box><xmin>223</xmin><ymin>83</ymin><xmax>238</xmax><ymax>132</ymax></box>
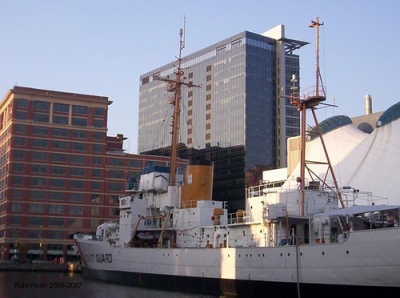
<box><xmin>76</xmin><ymin>228</ymin><xmax>400</xmax><ymax>296</ymax></box>
<box><xmin>81</xmin><ymin>266</ymin><xmax>397</xmax><ymax>297</ymax></box>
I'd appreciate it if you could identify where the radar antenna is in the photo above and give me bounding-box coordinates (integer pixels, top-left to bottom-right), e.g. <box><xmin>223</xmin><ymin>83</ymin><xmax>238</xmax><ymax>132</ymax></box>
<box><xmin>291</xmin><ymin>18</ymin><xmax>344</xmax><ymax>216</ymax></box>
<box><xmin>154</xmin><ymin>23</ymin><xmax>200</xmax><ymax>185</ymax></box>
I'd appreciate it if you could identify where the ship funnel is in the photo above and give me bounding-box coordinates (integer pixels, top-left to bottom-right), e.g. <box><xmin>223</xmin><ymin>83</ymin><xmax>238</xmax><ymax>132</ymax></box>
<box><xmin>181</xmin><ymin>160</ymin><xmax>213</xmax><ymax>207</ymax></box>
<box><xmin>365</xmin><ymin>94</ymin><xmax>372</xmax><ymax>115</ymax></box>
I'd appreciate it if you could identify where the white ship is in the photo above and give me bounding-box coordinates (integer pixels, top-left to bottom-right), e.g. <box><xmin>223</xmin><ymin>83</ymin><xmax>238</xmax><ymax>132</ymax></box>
<box><xmin>75</xmin><ymin>19</ymin><xmax>400</xmax><ymax>297</ymax></box>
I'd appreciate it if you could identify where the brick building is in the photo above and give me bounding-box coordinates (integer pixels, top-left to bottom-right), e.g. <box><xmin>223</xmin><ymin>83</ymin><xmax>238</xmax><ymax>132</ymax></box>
<box><xmin>0</xmin><ymin>86</ymin><xmax>183</xmax><ymax>261</ymax></box>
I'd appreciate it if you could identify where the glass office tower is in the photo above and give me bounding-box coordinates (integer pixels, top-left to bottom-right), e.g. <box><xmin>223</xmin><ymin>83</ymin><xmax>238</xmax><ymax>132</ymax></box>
<box><xmin>139</xmin><ymin>25</ymin><xmax>306</xmax><ymax>211</ymax></box>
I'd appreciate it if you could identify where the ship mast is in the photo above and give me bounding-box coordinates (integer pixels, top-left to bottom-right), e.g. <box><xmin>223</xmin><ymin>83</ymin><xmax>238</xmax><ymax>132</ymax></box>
<box><xmin>291</xmin><ymin>18</ymin><xmax>344</xmax><ymax>216</ymax></box>
<box><xmin>155</xmin><ymin>26</ymin><xmax>199</xmax><ymax>185</ymax></box>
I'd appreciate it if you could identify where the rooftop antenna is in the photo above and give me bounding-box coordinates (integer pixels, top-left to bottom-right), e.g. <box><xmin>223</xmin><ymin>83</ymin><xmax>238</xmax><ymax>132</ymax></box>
<box><xmin>155</xmin><ymin>20</ymin><xmax>200</xmax><ymax>185</ymax></box>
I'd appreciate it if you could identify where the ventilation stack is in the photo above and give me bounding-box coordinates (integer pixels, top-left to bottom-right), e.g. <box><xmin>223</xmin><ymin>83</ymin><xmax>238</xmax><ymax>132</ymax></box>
<box><xmin>365</xmin><ymin>94</ymin><xmax>372</xmax><ymax>115</ymax></box>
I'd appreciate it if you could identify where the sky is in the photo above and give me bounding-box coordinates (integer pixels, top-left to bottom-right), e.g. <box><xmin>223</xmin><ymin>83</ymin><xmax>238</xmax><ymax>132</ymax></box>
<box><xmin>0</xmin><ymin>1</ymin><xmax>399</xmax><ymax>153</ymax></box>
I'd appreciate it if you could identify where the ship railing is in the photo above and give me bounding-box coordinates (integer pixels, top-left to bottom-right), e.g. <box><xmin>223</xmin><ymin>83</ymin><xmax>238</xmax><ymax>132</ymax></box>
<box><xmin>227</xmin><ymin>210</ymin><xmax>263</xmax><ymax>225</ymax></box>
<box><xmin>340</xmin><ymin>188</ymin><xmax>389</xmax><ymax>207</ymax></box>
<box><xmin>300</xmin><ymin>85</ymin><xmax>326</xmax><ymax>100</ymax></box>
<box><xmin>125</xmin><ymin>181</ymin><xmax>139</xmax><ymax>191</ymax></box>
<box><xmin>180</xmin><ymin>200</ymin><xmax>198</xmax><ymax>209</ymax></box>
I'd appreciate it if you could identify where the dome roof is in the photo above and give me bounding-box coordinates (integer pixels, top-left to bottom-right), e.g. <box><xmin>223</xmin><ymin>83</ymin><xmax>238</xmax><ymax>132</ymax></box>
<box><xmin>376</xmin><ymin>101</ymin><xmax>400</xmax><ymax>127</ymax></box>
<box><xmin>309</xmin><ymin>115</ymin><xmax>353</xmax><ymax>140</ymax></box>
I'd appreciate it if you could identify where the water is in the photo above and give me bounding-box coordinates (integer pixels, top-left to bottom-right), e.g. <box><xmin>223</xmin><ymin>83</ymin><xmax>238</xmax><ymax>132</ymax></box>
<box><xmin>0</xmin><ymin>271</ymin><xmax>217</xmax><ymax>298</ymax></box>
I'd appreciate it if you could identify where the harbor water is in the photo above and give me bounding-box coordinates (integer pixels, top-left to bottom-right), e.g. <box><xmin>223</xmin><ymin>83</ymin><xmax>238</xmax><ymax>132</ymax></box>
<box><xmin>0</xmin><ymin>271</ymin><xmax>217</xmax><ymax>298</ymax></box>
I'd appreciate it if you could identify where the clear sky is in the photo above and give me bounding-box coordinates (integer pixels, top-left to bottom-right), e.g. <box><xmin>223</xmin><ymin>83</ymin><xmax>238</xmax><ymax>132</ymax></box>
<box><xmin>0</xmin><ymin>1</ymin><xmax>399</xmax><ymax>153</ymax></box>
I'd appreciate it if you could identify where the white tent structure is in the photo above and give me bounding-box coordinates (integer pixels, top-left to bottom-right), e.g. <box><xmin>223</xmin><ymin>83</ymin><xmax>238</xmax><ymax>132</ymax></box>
<box><xmin>286</xmin><ymin>101</ymin><xmax>400</xmax><ymax>205</ymax></box>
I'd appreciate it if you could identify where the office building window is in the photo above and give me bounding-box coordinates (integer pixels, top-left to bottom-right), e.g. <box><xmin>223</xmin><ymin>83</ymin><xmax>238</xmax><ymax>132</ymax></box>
<box><xmin>15</xmin><ymin>98</ymin><xmax>28</xmax><ymax>108</ymax></box>
<box><xmin>72</xmin><ymin>105</ymin><xmax>88</xmax><ymax>115</ymax></box>
<box><xmin>50</xmin><ymin>166</ymin><xmax>65</xmax><ymax>175</ymax></box>
<box><xmin>15</xmin><ymin>124</ymin><xmax>27</xmax><ymax>134</ymax></box>
<box><xmin>93</xmin><ymin>132</ymin><xmax>103</xmax><ymax>140</ymax></box>
<box><xmin>29</xmin><ymin>203</ymin><xmax>45</xmax><ymax>213</ymax></box>
<box><xmin>10</xmin><ymin>216</ymin><xmax>21</xmax><ymax>225</ymax></box>
<box><xmin>53</xmin><ymin>103</ymin><xmax>69</xmax><ymax>113</ymax></box>
<box><xmin>110</xmin><ymin>158</ymin><xmax>124</xmax><ymax>166</ymax></box>
<box><xmin>91</xmin><ymin>207</ymin><xmax>100</xmax><ymax>216</ymax></box>
<box><xmin>94</xmin><ymin>108</ymin><xmax>104</xmax><ymax>116</ymax></box>
<box><xmin>33</xmin><ymin>101</ymin><xmax>50</xmax><ymax>111</ymax></box>
<box><xmin>71</xmin><ymin>155</ymin><xmax>86</xmax><ymax>164</ymax></box>
<box><xmin>108</xmin><ymin>170</ymin><xmax>124</xmax><ymax>179</ymax></box>
<box><xmin>52</xmin><ymin>140</ymin><xmax>67</xmax><ymax>150</ymax></box>
<box><xmin>94</xmin><ymin>119</ymin><xmax>103</xmax><ymax>128</ymax></box>
<box><xmin>14</xmin><ymin>137</ymin><xmax>25</xmax><ymax>147</ymax></box>
<box><xmin>48</xmin><ymin>218</ymin><xmax>64</xmax><ymax>227</ymax></box>
<box><xmin>110</xmin><ymin>208</ymin><xmax>119</xmax><ymax>216</ymax></box>
<box><xmin>33</xmin><ymin>113</ymin><xmax>49</xmax><ymax>123</ymax></box>
<box><xmin>33</xmin><ymin>126</ymin><xmax>49</xmax><ymax>136</ymax></box>
<box><xmin>11</xmin><ymin>203</ymin><xmax>22</xmax><ymax>212</ymax></box>
<box><xmin>92</xmin><ymin>144</ymin><xmax>103</xmax><ymax>153</ymax></box>
<box><xmin>33</xmin><ymin>139</ymin><xmax>48</xmax><ymax>148</ymax></box>
<box><xmin>69</xmin><ymin>206</ymin><xmax>83</xmax><ymax>215</ymax></box>
<box><xmin>15</xmin><ymin>111</ymin><xmax>27</xmax><ymax>120</ymax></box>
<box><xmin>109</xmin><ymin>195</ymin><xmax>119</xmax><ymax>204</ymax></box>
<box><xmin>91</xmin><ymin>195</ymin><xmax>101</xmax><ymax>203</ymax></box>
<box><xmin>90</xmin><ymin>219</ymin><xmax>100</xmax><ymax>228</ymax></box>
<box><xmin>29</xmin><ymin>190</ymin><xmax>45</xmax><ymax>200</ymax></box>
<box><xmin>216</xmin><ymin>45</ymin><xmax>226</xmax><ymax>55</ymax></box>
<box><xmin>49</xmin><ymin>205</ymin><xmax>64</xmax><ymax>214</ymax></box>
<box><xmin>71</xmin><ymin>117</ymin><xmax>87</xmax><ymax>126</ymax></box>
<box><xmin>30</xmin><ymin>177</ymin><xmax>46</xmax><ymax>187</ymax></box>
<box><xmin>27</xmin><ymin>230</ymin><xmax>41</xmax><ymax>238</ymax></box>
<box><xmin>48</xmin><ymin>231</ymin><xmax>64</xmax><ymax>239</ymax></box>
<box><xmin>69</xmin><ymin>193</ymin><xmax>85</xmax><ymax>202</ymax></box>
<box><xmin>68</xmin><ymin>218</ymin><xmax>83</xmax><ymax>228</ymax></box>
<box><xmin>70</xmin><ymin>180</ymin><xmax>85</xmax><ymax>189</ymax></box>
<box><xmin>92</xmin><ymin>181</ymin><xmax>101</xmax><ymax>190</ymax></box>
<box><xmin>109</xmin><ymin>182</ymin><xmax>124</xmax><ymax>191</ymax></box>
<box><xmin>231</xmin><ymin>38</ymin><xmax>242</xmax><ymax>48</ymax></box>
<box><xmin>28</xmin><ymin>217</ymin><xmax>45</xmax><ymax>226</ymax></box>
<box><xmin>53</xmin><ymin>115</ymin><xmax>68</xmax><ymax>125</ymax></box>
<box><xmin>92</xmin><ymin>157</ymin><xmax>102</xmax><ymax>165</ymax></box>
<box><xmin>12</xmin><ymin>176</ymin><xmax>23</xmax><ymax>185</ymax></box>
<box><xmin>52</xmin><ymin>128</ymin><xmax>68</xmax><ymax>137</ymax></box>
<box><xmin>72</xmin><ymin>130</ymin><xmax>87</xmax><ymax>139</ymax></box>
<box><xmin>49</xmin><ymin>192</ymin><xmax>64</xmax><ymax>201</ymax></box>
<box><xmin>91</xmin><ymin>169</ymin><xmax>102</xmax><ymax>177</ymax></box>
<box><xmin>70</xmin><ymin>168</ymin><xmax>85</xmax><ymax>176</ymax></box>
<box><xmin>50</xmin><ymin>179</ymin><xmax>65</xmax><ymax>188</ymax></box>
<box><xmin>71</xmin><ymin>142</ymin><xmax>86</xmax><ymax>151</ymax></box>
<box><xmin>12</xmin><ymin>189</ymin><xmax>22</xmax><ymax>199</ymax></box>
<box><xmin>51</xmin><ymin>153</ymin><xmax>67</xmax><ymax>163</ymax></box>
<box><xmin>31</xmin><ymin>164</ymin><xmax>47</xmax><ymax>174</ymax></box>
<box><xmin>32</xmin><ymin>152</ymin><xmax>47</xmax><ymax>161</ymax></box>
<box><xmin>141</xmin><ymin>76</ymin><xmax>149</xmax><ymax>85</ymax></box>
<box><xmin>13</xmin><ymin>150</ymin><xmax>25</xmax><ymax>160</ymax></box>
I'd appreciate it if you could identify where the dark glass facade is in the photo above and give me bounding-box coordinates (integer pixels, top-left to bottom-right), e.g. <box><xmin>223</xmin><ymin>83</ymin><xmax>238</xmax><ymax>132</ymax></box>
<box><xmin>139</xmin><ymin>29</ymin><xmax>303</xmax><ymax>211</ymax></box>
